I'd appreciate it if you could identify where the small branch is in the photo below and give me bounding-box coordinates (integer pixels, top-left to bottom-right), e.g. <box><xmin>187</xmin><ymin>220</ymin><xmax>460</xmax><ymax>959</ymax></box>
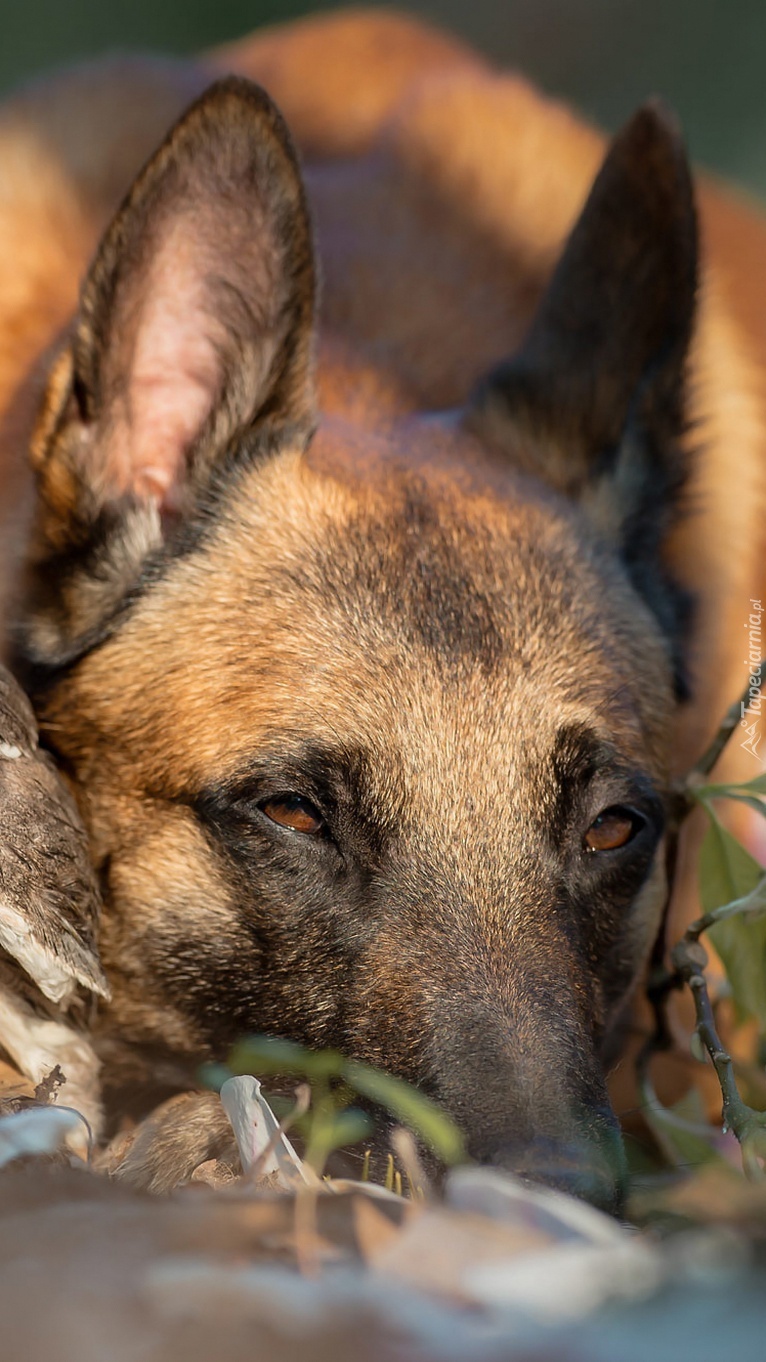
<box><xmin>639</xmin><ymin>663</ymin><xmax>766</xmax><ymax>1176</ymax></box>
<box><xmin>687</xmin><ymin>659</ymin><xmax>766</xmax><ymax>783</ymax></box>
<box><xmin>667</xmin><ymin>937</ymin><xmax>763</xmax><ymax>1171</ymax></box>
<box><xmin>670</xmin><ymin>938</ymin><xmax>756</xmax><ymax>1146</ymax></box>
<box><xmin>683</xmin><ymin>876</ymin><xmax>766</xmax><ymax>945</ymax></box>
<box><xmin>642</xmin><ymin>859</ymin><xmax>766</xmax><ymax>1175</ymax></box>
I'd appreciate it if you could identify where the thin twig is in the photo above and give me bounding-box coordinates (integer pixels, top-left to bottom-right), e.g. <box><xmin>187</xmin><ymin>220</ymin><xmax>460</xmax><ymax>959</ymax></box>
<box><xmin>247</xmin><ymin>1082</ymin><xmax>312</xmax><ymax>1185</ymax></box>
<box><xmin>688</xmin><ymin>659</ymin><xmax>766</xmax><ymax>782</ymax></box>
<box><xmin>638</xmin><ymin>663</ymin><xmax>766</xmax><ymax>1171</ymax></box>
<box><xmin>640</xmin><ymin>874</ymin><xmax>766</xmax><ymax>1177</ymax></box>
<box><xmin>390</xmin><ymin>1127</ymin><xmax>431</xmax><ymax>1201</ymax></box>
<box><xmin>294</xmin><ymin>1183</ymin><xmax>323</xmax><ymax>1279</ymax></box>
<box><xmin>683</xmin><ymin>877</ymin><xmax>766</xmax><ymax>944</ymax></box>
<box><xmin>638</xmin><ymin>666</ymin><xmax>764</xmax><ymax>1050</ymax></box>
<box><xmin>670</xmin><ymin>937</ymin><xmax>756</xmax><ymax>1148</ymax></box>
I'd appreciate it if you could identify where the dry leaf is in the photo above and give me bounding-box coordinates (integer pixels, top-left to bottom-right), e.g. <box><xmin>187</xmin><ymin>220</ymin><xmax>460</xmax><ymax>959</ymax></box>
<box><xmin>446</xmin><ymin>1166</ymin><xmax>626</xmax><ymax>1243</ymax></box>
<box><xmin>220</xmin><ymin>1075</ymin><xmax>315</xmax><ymax>1187</ymax></box>
<box><xmin>465</xmin><ymin>1238</ymin><xmax>662</xmax><ymax>1318</ymax></box>
<box><xmin>366</xmin><ymin>1206</ymin><xmax>551</xmax><ymax>1303</ymax></box>
<box><xmin>352</xmin><ymin>1193</ymin><xmax>406</xmax><ymax>1262</ymax></box>
<box><xmin>0</xmin><ymin>1104</ymin><xmax>89</xmax><ymax>1166</ymax></box>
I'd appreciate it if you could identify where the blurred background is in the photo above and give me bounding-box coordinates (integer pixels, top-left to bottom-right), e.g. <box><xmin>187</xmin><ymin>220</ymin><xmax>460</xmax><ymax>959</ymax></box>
<box><xmin>1</xmin><ymin>0</ymin><xmax>764</xmax><ymax>199</ymax></box>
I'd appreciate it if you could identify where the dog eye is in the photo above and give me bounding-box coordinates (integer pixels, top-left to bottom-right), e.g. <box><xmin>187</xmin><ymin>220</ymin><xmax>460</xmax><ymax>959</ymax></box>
<box><xmin>260</xmin><ymin>794</ymin><xmax>325</xmax><ymax>836</ymax></box>
<box><xmin>584</xmin><ymin>806</ymin><xmax>643</xmax><ymax>853</ymax></box>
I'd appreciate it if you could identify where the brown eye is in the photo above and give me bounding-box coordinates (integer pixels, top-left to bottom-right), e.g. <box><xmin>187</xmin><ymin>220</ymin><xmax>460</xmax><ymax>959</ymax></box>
<box><xmin>585</xmin><ymin>807</ymin><xmax>641</xmax><ymax>853</ymax></box>
<box><xmin>260</xmin><ymin>794</ymin><xmax>324</xmax><ymax>837</ymax></box>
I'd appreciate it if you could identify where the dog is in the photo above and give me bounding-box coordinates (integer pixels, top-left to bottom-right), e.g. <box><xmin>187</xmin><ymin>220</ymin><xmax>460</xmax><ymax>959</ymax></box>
<box><xmin>0</xmin><ymin>10</ymin><xmax>764</xmax><ymax>1209</ymax></box>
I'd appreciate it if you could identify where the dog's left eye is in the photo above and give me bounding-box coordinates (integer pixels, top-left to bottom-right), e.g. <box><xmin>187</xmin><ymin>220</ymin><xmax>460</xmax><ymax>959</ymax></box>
<box><xmin>260</xmin><ymin>794</ymin><xmax>325</xmax><ymax>836</ymax></box>
<box><xmin>584</xmin><ymin>806</ymin><xmax>644</xmax><ymax>853</ymax></box>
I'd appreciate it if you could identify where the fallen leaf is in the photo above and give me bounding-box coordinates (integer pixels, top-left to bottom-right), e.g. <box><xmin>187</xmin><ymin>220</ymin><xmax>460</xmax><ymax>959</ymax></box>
<box><xmin>0</xmin><ymin>1104</ymin><xmax>89</xmax><ymax>1167</ymax></box>
<box><xmin>220</xmin><ymin>1075</ymin><xmax>315</xmax><ymax>1188</ymax></box>
<box><xmin>367</xmin><ymin>1206</ymin><xmax>551</xmax><ymax>1303</ymax></box>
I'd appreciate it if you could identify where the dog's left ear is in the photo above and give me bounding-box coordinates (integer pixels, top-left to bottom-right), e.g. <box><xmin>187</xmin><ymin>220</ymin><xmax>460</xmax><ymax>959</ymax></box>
<box><xmin>466</xmin><ymin>103</ymin><xmax>697</xmax><ymax>688</ymax></box>
<box><xmin>24</xmin><ymin>77</ymin><xmax>315</xmax><ymax>666</ymax></box>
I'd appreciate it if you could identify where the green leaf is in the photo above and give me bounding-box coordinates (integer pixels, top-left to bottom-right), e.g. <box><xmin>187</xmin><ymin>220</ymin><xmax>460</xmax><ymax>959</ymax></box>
<box><xmin>698</xmin><ymin>816</ymin><xmax>766</xmax><ymax>1029</ymax></box>
<box><xmin>728</xmin><ymin>773</ymin><xmax>766</xmax><ymax>796</ymax></box>
<box><xmin>641</xmin><ymin>1080</ymin><xmax>729</xmax><ymax>1172</ymax></box>
<box><xmin>698</xmin><ymin>815</ymin><xmax>763</xmax><ymax>914</ymax></box>
<box><xmin>695</xmin><ymin>811</ymin><xmax>766</xmax><ymax>1024</ymax></box>
<box><xmin>198</xmin><ymin>1061</ymin><xmax>231</xmax><ymax>1093</ymax></box>
<box><xmin>228</xmin><ymin>1035</ymin><xmax>346</xmax><ymax>1081</ymax></box>
<box><xmin>343</xmin><ymin>1060</ymin><xmax>466</xmax><ymax>1165</ymax></box>
<box><xmin>696</xmin><ymin>773</ymin><xmax>766</xmax><ymax>800</ymax></box>
<box><xmin>709</xmin><ymin>911</ymin><xmax>766</xmax><ymax>1031</ymax></box>
<box><xmin>720</xmin><ymin>793</ymin><xmax>766</xmax><ymax>820</ymax></box>
<box><xmin>222</xmin><ymin>1034</ymin><xmax>466</xmax><ymax>1168</ymax></box>
<box><xmin>699</xmin><ymin>879</ymin><xmax>766</xmax><ymax>930</ymax></box>
<box><xmin>318</xmin><ymin>1108</ymin><xmax>374</xmax><ymax>1150</ymax></box>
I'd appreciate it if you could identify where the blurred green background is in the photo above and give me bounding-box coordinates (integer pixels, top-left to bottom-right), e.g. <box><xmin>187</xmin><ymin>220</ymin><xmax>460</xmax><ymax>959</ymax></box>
<box><xmin>1</xmin><ymin>0</ymin><xmax>764</xmax><ymax>198</ymax></box>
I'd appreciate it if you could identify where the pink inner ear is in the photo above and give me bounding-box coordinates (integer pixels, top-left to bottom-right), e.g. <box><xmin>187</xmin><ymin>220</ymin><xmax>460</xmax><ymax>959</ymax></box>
<box><xmin>105</xmin><ymin>227</ymin><xmax>226</xmax><ymax>512</ymax></box>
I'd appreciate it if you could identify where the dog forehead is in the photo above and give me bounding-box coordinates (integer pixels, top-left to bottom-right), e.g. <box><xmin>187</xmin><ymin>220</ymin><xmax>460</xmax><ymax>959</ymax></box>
<box><xmin>213</xmin><ymin>415</ymin><xmax>591</xmax><ymax>608</ymax></box>
<box><xmin>68</xmin><ymin>419</ymin><xmax>672</xmax><ymax>792</ymax></box>
<box><xmin>176</xmin><ymin>426</ymin><xmax>613</xmax><ymax>682</ymax></box>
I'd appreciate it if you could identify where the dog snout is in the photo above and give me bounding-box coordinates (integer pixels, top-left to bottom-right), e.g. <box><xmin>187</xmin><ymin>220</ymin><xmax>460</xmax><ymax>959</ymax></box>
<box><xmin>466</xmin><ymin>1111</ymin><xmax>627</xmax><ymax>1216</ymax></box>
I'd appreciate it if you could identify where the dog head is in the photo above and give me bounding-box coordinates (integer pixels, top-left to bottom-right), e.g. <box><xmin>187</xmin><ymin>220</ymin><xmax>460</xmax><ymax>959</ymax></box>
<box><xmin>15</xmin><ymin>79</ymin><xmax>697</xmax><ymax>1208</ymax></box>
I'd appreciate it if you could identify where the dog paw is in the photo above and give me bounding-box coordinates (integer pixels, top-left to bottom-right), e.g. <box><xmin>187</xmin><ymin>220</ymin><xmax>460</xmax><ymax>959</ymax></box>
<box><xmin>96</xmin><ymin>1091</ymin><xmax>241</xmax><ymax>1193</ymax></box>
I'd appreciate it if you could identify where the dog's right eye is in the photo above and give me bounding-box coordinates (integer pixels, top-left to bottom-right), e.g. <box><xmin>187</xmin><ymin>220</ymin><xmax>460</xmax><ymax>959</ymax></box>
<box><xmin>260</xmin><ymin>794</ymin><xmax>325</xmax><ymax>837</ymax></box>
<box><xmin>584</xmin><ymin>806</ymin><xmax>643</xmax><ymax>853</ymax></box>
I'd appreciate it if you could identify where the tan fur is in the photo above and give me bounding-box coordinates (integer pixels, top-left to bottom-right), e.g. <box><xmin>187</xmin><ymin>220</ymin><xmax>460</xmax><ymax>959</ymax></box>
<box><xmin>217</xmin><ymin>13</ymin><xmax>766</xmax><ymax>783</ymax></box>
<box><xmin>1</xmin><ymin>10</ymin><xmax>765</xmax><ymax>1187</ymax></box>
<box><xmin>1</xmin><ymin>12</ymin><xmax>762</xmax><ymax>752</ymax></box>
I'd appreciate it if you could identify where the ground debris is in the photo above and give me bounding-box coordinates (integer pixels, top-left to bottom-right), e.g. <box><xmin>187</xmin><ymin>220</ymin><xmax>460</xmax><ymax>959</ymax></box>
<box><xmin>33</xmin><ymin>1062</ymin><xmax>66</xmax><ymax>1104</ymax></box>
<box><xmin>2</xmin><ymin>1153</ymin><xmax>766</xmax><ymax>1362</ymax></box>
<box><xmin>3</xmin><ymin>1082</ymin><xmax>766</xmax><ymax>1362</ymax></box>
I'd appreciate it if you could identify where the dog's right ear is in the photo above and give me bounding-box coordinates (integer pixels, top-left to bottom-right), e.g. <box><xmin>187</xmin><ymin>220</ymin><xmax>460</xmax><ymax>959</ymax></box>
<box><xmin>23</xmin><ymin>77</ymin><xmax>315</xmax><ymax>670</ymax></box>
<box><xmin>464</xmin><ymin>104</ymin><xmax>697</xmax><ymax>694</ymax></box>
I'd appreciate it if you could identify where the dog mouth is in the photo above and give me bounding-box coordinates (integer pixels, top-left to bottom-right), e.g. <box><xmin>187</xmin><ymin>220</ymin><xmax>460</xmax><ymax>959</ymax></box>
<box><xmin>220</xmin><ymin>1067</ymin><xmax>627</xmax><ymax>1214</ymax></box>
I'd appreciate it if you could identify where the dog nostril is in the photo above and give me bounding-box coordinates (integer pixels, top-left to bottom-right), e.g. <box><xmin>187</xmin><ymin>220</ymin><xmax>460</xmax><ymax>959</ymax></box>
<box><xmin>531</xmin><ymin>1151</ymin><xmax>625</xmax><ymax>1217</ymax></box>
<box><xmin>473</xmin><ymin>1131</ymin><xmax>627</xmax><ymax>1216</ymax></box>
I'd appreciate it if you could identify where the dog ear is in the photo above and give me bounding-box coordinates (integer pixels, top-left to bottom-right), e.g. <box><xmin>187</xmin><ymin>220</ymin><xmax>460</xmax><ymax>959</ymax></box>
<box><xmin>24</xmin><ymin>77</ymin><xmax>315</xmax><ymax>666</ymax></box>
<box><xmin>466</xmin><ymin>104</ymin><xmax>697</xmax><ymax>689</ymax></box>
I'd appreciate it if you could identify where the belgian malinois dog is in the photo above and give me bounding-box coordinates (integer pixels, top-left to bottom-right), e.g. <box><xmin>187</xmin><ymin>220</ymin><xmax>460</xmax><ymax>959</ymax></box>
<box><xmin>1</xmin><ymin>12</ymin><xmax>765</xmax><ymax>1210</ymax></box>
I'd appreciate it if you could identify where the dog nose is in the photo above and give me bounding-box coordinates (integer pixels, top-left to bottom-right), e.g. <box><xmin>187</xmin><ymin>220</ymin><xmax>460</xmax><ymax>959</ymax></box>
<box><xmin>468</xmin><ymin>1121</ymin><xmax>627</xmax><ymax>1216</ymax></box>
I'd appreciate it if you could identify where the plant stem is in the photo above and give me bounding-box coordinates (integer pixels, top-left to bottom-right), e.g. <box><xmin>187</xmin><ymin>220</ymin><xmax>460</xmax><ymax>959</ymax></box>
<box><xmin>688</xmin><ymin>659</ymin><xmax>766</xmax><ymax>782</ymax></box>
<box><xmin>639</xmin><ymin>663</ymin><xmax>766</xmax><ymax>1175</ymax></box>
<box><xmin>670</xmin><ymin>936</ymin><xmax>766</xmax><ymax>1170</ymax></box>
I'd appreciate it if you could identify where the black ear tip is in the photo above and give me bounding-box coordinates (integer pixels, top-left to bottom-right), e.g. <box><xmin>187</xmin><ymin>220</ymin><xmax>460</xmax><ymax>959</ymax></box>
<box><xmin>628</xmin><ymin>97</ymin><xmax>683</xmax><ymax>138</ymax></box>
<box><xmin>613</xmin><ymin>98</ymin><xmax>691</xmax><ymax>177</ymax></box>
<box><xmin>603</xmin><ymin>99</ymin><xmax>696</xmax><ymax>248</ymax></box>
